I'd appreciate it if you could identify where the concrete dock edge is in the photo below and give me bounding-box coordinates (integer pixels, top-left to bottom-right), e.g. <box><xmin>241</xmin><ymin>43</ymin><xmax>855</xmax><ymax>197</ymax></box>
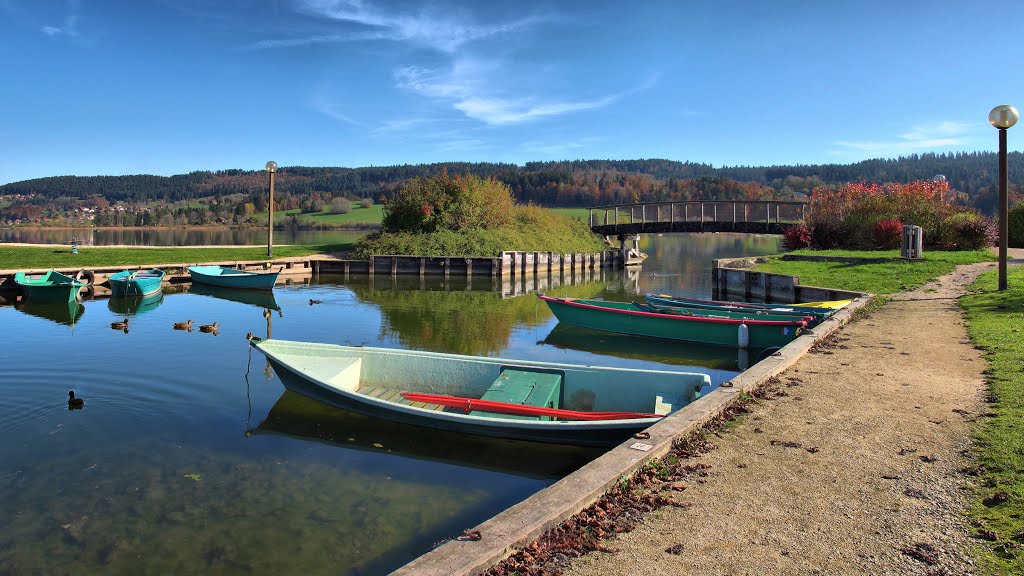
<box><xmin>391</xmin><ymin>293</ymin><xmax>872</xmax><ymax>576</ymax></box>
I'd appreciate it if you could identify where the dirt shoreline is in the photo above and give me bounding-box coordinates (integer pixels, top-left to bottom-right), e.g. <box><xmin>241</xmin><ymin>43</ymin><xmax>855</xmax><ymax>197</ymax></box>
<box><xmin>548</xmin><ymin>262</ymin><xmax>1005</xmax><ymax>575</ymax></box>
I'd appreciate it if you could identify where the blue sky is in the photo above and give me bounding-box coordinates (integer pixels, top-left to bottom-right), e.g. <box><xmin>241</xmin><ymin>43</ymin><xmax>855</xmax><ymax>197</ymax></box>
<box><xmin>1</xmin><ymin>0</ymin><xmax>1021</xmax><ymax>184</ymax></box>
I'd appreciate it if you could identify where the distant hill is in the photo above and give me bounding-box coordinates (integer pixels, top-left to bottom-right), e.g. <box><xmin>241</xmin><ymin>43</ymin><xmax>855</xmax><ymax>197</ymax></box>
<box><xmin>2</xmin><ymin>152</ymin><xmax>1021</xmax><ymax>215</ymax></box>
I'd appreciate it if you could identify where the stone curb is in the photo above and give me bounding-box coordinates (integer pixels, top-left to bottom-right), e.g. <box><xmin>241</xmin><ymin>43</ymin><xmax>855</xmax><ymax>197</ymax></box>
<box><xmin>391</xmin><ymin>293</ymin><xmax>873</xmax><ymax>576</ymax></box>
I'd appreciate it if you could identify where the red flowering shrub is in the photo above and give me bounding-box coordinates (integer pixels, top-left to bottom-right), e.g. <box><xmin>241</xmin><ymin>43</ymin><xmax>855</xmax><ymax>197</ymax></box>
<box><xmin>804</xmin><ymin>180</ymin><xmax>984</xmax><ymax>249</ymax></box>
<box><xmin>783</xmin><ymin>223</ymin><xmax>813</xmax><ymax>250</ymax></box>
<box><xmin>871</xmin><ymin>219</ymin><xmax>903</xmax><ymax>249</ymax></box>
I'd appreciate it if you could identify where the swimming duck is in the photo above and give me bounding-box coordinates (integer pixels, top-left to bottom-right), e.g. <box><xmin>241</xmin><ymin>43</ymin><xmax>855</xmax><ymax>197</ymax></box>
<box><xmin>309</xmin><ymin>299</ymin><xmax>323</xmax><ymax>305</ymax></box>
<box><xmin>68</xmin><ymin>391</ymin><xmax>84</xmax><ymax>408</ymax></box>
<box><xmin>173</xmin><ymin>320</ymin><xmax>193</xmax><ymax>331</ymax></box>
<box><xmin>110</xmin><ymin>318</ymin><xmax>129</xmax><ymax>330</ymax></box>
<box><xmin>199</xmin><ymin>322</ymin><xmax>219</xmax><ymax>334</ymax></box>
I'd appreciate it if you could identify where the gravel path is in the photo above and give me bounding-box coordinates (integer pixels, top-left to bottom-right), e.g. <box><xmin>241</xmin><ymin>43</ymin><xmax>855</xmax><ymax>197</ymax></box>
<box><xmin>562</xmin><ymin>261</ymin><xmax>1009</xmax><ymax>576</ymax></box>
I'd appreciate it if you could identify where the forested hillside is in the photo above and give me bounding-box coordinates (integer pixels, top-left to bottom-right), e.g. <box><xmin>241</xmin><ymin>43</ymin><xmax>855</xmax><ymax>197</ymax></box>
<box><xmin>2</xmin><ymin>152</ymin><xmax>1021</xmax><ymax>226</ymax></box>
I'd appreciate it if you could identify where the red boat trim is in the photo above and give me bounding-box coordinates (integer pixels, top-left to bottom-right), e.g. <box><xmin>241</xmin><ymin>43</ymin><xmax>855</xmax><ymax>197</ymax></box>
<box><xmin>401</xmin><ymin>392</ymin><xmax>663</xmax><ymax>421</ymax></box>
<box><xmin>539</xmin><ymin>295</ymin><xmax>807</xmax><ymax>327</ymax></box>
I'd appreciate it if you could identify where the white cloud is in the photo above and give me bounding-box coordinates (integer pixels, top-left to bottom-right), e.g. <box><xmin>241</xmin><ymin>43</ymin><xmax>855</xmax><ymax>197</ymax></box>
<box><xmin>285</xmin><ymin>0</ymin><xmax>547</xmax><ymax>53</ymax></box>
<box><xmin>310</xmin><ymin>96</ymin><xmax>365</xmax><ymax>127</ymax></box>
<box><xmin>454</xmin><ymin>96</ymin><xmax>616</xmax><ymax>125</ymax></box>
<box><xmin>833</xmin><ymin>121</ymin><xmax>974</xmax><ymax>155</ymax></box>
<box><xmin>394</xmin><ymin>60</ymin><xmax>627</xmax><ymax>126</ymax></box>
<box><xmin>41</xmin><ymin>0</ymin><xmax>79</xmax><ymax>37</ymax></box>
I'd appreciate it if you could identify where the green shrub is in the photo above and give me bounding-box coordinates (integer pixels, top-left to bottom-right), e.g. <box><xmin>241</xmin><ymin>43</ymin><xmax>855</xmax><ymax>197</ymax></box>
<box><xmin>330</xmin><ymin>197</ymin><xmax>352</xmax><ymax>215</ymax></box>
<box><xmin>382</xmin><ymin>172</ymin><xmax>515</xmax><ymax>233</ymax></box>
<box><xmin>360</xmin><ymin>198</ymin><xmax>373</xmax><ymax>209</ymax></box>
<box><xmin>1009</xmin><ymin>201</ymin><xmax>1024</xmax><ymax>248</ymax></box>
<box><xmin>353</xmin><ymin>205</ymin><xmax>604</xmax><ymax>258</ymax></box>
<box><xmin>938</xmin><ymin>211</ymin><xmax>996</xmax><ymax>250</ymax></box>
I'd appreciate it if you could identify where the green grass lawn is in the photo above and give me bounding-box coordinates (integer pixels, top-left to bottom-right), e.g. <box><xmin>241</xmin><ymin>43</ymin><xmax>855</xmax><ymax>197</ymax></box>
<box><xmin>755</xmin><ymin>249</ymin><xmax>994</xmax><ymax>295</ymax></box>
<box><xmin>546</xmin><ymin>207</ymin><xmax>592</xmax><ymax>221</ymax></box>
<box><xmin>0</xmin><ymin>243</ymin><xmax>355</xmax><ymax>270</ymax></box>
<box><xmin>961</xmin><ymin>268</ymin><xmax>1024</xmax><ymax>575</ymax></box>
<box><xmin>292</xmin><ymin>204</ymin><xmax>385</xmax><ymax>225</ymax></box>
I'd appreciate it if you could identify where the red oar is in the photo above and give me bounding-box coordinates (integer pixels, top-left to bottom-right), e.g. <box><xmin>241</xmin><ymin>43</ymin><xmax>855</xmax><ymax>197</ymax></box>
<box><xmin>400</xmin><ymin>392</ymin><xmax>663</xmax><ymax>421</ymax></box>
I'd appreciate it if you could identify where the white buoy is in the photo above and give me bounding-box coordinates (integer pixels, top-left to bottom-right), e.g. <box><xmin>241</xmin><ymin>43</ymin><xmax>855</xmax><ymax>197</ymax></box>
<box><xmin>737</xmin><ymin>322</ymin><xmax>749</xmax><ymax>349</ymax></box>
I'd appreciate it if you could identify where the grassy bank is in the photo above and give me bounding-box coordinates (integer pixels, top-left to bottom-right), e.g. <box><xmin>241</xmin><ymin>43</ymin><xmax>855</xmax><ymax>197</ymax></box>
<box><xmin>961</xmin><ymin>268</ymin><xmax>1024</xmax><ymax>575</ymax></box>
<box><xmin>0</xmin><ymin>243</ymin><xmax>354</xmax><ymax>270</ymax></box>
<box><xmin>352</xmin><ymin>207</ymin><xmax>606</xmax><ymax>258</ymax></box>
<box><xmin>272</xmin><ymin>205</ymin><xmax>385</xmax><ymax>227</ymax></box>
<box><xmin>755</xmin><ymin>249</ymin><xmax>994</xmax><ymax>295</ymax></box>
<box><xmin>265</xmin><ymin>205</ymin><xmax>593</xmax><ymax>228</ymax></box>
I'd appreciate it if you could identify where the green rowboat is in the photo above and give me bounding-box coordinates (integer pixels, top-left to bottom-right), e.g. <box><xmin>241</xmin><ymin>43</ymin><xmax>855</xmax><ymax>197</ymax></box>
<box><xmin>13</xmin><ymin>270</ymin><xmax>86</xmax><ymax>303</ymax></box>
<box><xmin>539</xmin><ymin>295</ymin><xmax>806</xmax><ymax>349</ymax></box>
<box><xmin>645</xmin><ymin>293</ymin><xmax>842</xmax><ymax>322</ymax></box>
<box><xmin>249</xmin><ymin>337</ymin><xmax>710</xmax><ymax>446</ymax></box>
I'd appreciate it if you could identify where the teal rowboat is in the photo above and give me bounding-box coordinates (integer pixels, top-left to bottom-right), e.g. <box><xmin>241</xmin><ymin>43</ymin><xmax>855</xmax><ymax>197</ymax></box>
<box><xmin>249</xmin><ymin>337</ymin><xmax>710</xmax><ymax>446</ymax></box>
<box><xmin>645</xmin><ymin>293</ymin><xmax>841</xmax><ymax>322</ymax></box>
<box><xmin>539</xmin><ymin>295</ymin><xmax>806</xmax><ymax>349</ymax></box>
<box><xmin>188</xmin><ymin>265</ymin><xmax>279</xmax><ymax>290</ymax></box>
<box><xmin>13</xmin><ymin>271</ymin><xmax>85</xmax><ymax>303</ymax></box>
<box><xmin>635</xmin><ymin>301</ymin><xmax>814</xmax><ymax>324</ymax></box>
<box><xmin>108</xmin><ymin>269</ymin><xmax>165</xmax><ymax>297</ymax></box>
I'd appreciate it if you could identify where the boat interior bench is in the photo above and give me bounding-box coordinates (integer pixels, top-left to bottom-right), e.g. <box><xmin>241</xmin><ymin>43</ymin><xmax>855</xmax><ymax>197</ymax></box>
<box><xmin>324</xmin><ymin>359</ymin><xmax>564</xmax><ymax>418</ymax></box>
<box><xmin>470</xmin><ymin>366</ymin><xmax>563</xmax><ymax>421</ymax></box>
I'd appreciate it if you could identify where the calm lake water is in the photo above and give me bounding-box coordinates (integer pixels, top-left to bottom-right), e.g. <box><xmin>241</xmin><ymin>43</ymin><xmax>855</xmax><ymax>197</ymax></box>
<box><xmin>0</xmin><ymin>233</ymin><xmax>781</xmax><ymax>575</ymax></box>
<box><xmin>0</xmin><ymin>227</ymin><xmax>361</xmax><ymax>246</ymax></box>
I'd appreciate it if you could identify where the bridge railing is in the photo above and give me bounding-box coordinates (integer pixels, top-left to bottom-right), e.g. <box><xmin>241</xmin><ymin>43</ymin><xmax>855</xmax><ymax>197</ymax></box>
<box><xmin>587</xmin><ymin>200</ymin><xmax>807</xmax><ymax>229</ymax></box>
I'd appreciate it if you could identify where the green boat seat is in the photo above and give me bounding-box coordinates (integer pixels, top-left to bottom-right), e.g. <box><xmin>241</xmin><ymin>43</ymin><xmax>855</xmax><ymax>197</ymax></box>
<box><xmin>471</xmin><ymin>367</ymin><xmax>563</xmax><ymax>421</ymax></box>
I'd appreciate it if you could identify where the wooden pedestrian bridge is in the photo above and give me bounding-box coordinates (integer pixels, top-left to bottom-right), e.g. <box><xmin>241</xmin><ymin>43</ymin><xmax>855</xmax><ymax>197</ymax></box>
<box><xmin>587</xmin><ymin>200</ymin><xmax>806</xmax><ymax>238</ymax></box>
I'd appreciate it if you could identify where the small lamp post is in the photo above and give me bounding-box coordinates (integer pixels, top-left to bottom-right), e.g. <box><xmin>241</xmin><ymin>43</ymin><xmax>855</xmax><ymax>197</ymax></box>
<box><xmin>265</xmin><ymin>160</ymin><xmax>277</xmax><ymax>259</ymax></box>
<box><xmin>989</xmin><ymin>105</ymin><xmax>1019</xmax><ymax>291</ymax></box>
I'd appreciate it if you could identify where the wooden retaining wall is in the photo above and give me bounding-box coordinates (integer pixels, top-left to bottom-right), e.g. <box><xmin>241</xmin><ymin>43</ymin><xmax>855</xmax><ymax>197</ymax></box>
<box><xmin>0</xmin><ymin>251</ymin><xmax>616</xmax><ymax>296</ymax></box>
<box><xmin>711</xmin><ymin>257</ymin><xmax>862</xmax><ymax>303</ymax></box>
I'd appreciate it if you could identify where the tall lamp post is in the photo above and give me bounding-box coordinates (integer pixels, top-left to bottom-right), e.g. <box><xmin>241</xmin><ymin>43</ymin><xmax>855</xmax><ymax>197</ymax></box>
<box><xmin>989</xmin><ymin>105</ymin><xmax>1019</xmax><ymax>291</ymax></box>
<box><xmin>265</xmin><ymin>160</ymin><xmax>277</xmax><ymax>259</ymax></box>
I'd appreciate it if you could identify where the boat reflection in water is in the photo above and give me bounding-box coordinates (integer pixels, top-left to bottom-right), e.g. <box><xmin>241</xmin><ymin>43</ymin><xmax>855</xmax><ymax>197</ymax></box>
<box><xmin>107</xmin><ymin>290</ymin><xmax>165</xmax><ymax>317</ymax></box>
<box><xmin>16</xmin><ymin>299</ymin><xmax>85</xmax><ymax>327</ymax></box>
<box><xmin>187</xmin><ymin>283</ymin><xmax>280</xmax><ymax>311</ymax></box>
<box><xmin>255</xmin><ymin>389</ymin><xmax>603</xmax><ymax>480</ymax></box>
<box><xmin>539</xmin><ymin>323</ymin><xmax>764</xmax><ymax>372</ymax></box>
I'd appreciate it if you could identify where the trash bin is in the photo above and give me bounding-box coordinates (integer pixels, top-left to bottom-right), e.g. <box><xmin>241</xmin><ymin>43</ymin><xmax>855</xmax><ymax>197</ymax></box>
<box><xmin>901</xmin><ymin>225</ymin><xmax>923</xmax><ymax>259</ymax></box>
